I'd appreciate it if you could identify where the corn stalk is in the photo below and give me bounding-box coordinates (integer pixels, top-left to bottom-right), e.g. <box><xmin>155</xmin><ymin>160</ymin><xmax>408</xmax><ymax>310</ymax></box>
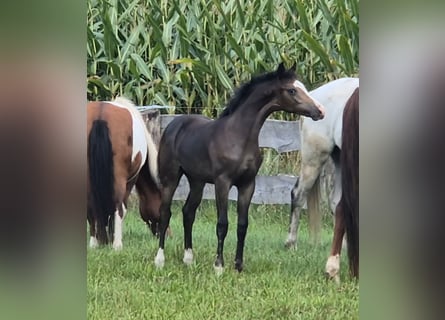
<box><xmin>87</xmin><ymin>0</ymin><xmax>359</xmax><ymax>118</ymax></box>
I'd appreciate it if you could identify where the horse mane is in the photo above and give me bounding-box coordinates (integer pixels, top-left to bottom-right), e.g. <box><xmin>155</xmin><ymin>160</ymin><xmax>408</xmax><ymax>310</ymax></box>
<box><xmin>113</xmin><ymin>96</ymin><xmax>136</xmax><ymax>109</ymax></box>
<box><xmin>219</xmin><ymin>68</ymin><xmax>297</xmax><ymax>118</ymax></box>
<box><xmin>111</xmin><ymin>96</ymin><xmax>145</xmax><ymax>129</ymax></box>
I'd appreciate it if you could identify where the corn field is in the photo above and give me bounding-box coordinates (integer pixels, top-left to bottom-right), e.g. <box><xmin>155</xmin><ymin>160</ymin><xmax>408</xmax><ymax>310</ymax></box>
<box><xmin>87</xmin><ymin>0</ymin><xmax>359</xmax><ymax>117</ymax></box>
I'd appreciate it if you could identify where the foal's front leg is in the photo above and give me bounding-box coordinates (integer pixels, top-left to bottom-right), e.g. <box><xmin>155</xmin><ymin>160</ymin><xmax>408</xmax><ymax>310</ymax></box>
<box><xmin>234</xmin><ymin>181</ymin><xmax>255</xmax><ymax>272</ymax></box>
<box><xmin>214</xmin><ymin>178</ymin><xmax>231</xmax><ymax>275</ymax></box>
<box><xmin>182</xmin><ymin>180</ymin><xmax>205</xmax><ymax>265</ymax></box>
<box><xmin>154</xmin><ymin>180</ymin><xmax>181</xmax><ymax>268</ymax></box>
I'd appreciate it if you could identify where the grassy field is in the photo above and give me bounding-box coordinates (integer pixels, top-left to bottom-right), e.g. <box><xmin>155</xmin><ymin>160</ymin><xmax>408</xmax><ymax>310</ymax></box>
<box><xmin>87</xmin><ymin>199</ymin><xmax>358</xmax><ymax>319</ymax></box>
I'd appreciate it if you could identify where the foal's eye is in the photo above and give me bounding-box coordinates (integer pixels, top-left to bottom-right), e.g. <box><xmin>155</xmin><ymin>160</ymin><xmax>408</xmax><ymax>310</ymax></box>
<box><xmin>287</xmin><ymin>88</ymin><xmax>296</xmax><ymax>95</ymax></box>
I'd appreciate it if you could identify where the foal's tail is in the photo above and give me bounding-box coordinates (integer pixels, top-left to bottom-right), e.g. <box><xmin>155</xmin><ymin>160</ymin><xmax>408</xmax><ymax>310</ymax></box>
<box><xmin>88</xmin><ymin>120</ymin><xmax>115</xmax><ymax>245</ymax></box>
<box><xmin>307</xmin><ymin>176</ymin><xmax>322</xmax><ymax>244</ymax></box>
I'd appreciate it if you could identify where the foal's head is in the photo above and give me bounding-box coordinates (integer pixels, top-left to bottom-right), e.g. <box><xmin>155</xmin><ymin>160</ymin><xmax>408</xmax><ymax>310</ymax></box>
<box><xmin>219</xmin><ymin>63</ymin><xmax>325</xmax><ymax>120</ymax></box>
<box><xmin>270</xmin><ymin>63</ymin><xmax>325</xmax><ymax>120</ymax></box>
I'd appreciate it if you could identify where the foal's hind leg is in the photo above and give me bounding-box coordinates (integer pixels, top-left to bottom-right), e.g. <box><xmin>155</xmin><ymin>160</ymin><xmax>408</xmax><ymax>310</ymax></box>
<box><xmin>182</xmin><ymin>179</ymin><xmax>205</xmax><ymax>265</ymax></box>
<box><xmin>234</xmin><ymin>181</ymin><xmax>255</xmax><ymax>272</ymax></box>
<box><xmin>154</xmin><ymin>169</ymin><xmax>182</xmax><ymax>268</ymax></box>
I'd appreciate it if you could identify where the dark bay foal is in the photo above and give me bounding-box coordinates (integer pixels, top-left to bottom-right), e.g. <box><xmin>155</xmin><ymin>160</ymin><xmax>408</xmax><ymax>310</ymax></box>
<box><xmin>154</xmin><ymin>63</ymin><xmax>325</xmax><ymax>273</ymax></box>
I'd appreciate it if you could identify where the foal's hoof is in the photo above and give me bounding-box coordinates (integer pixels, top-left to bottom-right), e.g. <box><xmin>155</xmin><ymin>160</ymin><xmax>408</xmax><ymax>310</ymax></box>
<box><xmin>214</xmin><ymin>257</ymin><xmax>224</xmax><ymax>275</ymax></box>
<box><xmin>182</xmin><ymin>249</ymin><xmax>194</xmax><ymax>266</ymax></box>
<box><xmin>214</xmin><ymin>265</ymin><xmax>224</xmax><ymax>276</ymax></box>
<box><xmin>154</xmin><ymin>249</ymin><xmax>165</xmax><ymax>268</ymax></box>
<box><xmin>234</xmin><ymin>261</ymin><xmax>243</xmax><ymax>272</ymax></box>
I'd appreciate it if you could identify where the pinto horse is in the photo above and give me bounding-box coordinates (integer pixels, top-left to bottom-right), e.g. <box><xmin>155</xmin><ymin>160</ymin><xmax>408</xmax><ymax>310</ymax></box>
<box><xmin>87</xmin><ymin>97</ymin><xmax>161</xmax><ymax>250</ymax></box>
<box><xmin>154</xmin><ymin>63</ymin><xmax>325</xmax><ymax>273</ymax></box>
<box><xmin>285</xmin><ymin>78</ymin><xmax>359</xmax><ymax>249</ymax></box>
<box><xmin>325</xmin><ymin>87</ymin><xmax>359</xmax><ymax>282</ymax></box>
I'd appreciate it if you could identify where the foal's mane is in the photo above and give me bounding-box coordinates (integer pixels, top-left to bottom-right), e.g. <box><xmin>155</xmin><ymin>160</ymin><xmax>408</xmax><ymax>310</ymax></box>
<box><xmin>219</xmin><ymin>68</ymin><xmax>296</xmax><ymax>118</ymax></box>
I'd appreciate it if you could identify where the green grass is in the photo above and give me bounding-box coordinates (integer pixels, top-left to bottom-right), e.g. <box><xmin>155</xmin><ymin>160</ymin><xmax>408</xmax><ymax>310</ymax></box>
<box><xmin>88</xmin><ymin>200</ymin><xmax>358</xmax><ymax>319</ymax></box>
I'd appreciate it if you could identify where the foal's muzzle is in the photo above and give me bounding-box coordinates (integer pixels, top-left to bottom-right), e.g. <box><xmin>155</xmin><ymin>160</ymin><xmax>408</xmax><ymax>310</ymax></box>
<box><xmin>311</xmin><ymin>103</ymin><xmax>325</xmax><ymax>120</ymax></box>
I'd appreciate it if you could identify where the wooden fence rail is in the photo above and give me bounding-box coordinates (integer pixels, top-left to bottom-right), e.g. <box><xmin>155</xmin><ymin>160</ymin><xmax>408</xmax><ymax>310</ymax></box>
<box><xmin>141</xmin><ymin>110</ymin><xmax>332</xmax><ymax>205</ymax></box>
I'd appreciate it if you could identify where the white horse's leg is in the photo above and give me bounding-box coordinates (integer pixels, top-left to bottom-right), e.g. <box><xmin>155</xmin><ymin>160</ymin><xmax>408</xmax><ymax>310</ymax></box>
<box><xmin>286</xmin><ymin>163</ymin><xmax>322</xmax><ymax>248</ymax></box>
<box><xmin>286</xmin><ymin>136</ymin><xmax>331</xmax><ymax>249</ymax></box>
<box><xmin>113</xmin><ymin>203</ymin><xmax>126</xmax><ymax>250</ymax></box>
<box><xmin>286</xmin><ymin>179</ymin><xmax>304</xmax><ymax>248</ymax></box>
<box><xmin>329</xmin><ymin>159</ymin><xmax>342</xmax><ymax>214</ymax></box>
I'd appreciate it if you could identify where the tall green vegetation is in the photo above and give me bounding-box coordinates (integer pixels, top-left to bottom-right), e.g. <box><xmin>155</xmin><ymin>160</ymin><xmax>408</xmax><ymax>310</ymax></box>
<box><xmin>87</xmin><ymin>0</ymin><xmax>359</xmax><ymax>117</ymax></box>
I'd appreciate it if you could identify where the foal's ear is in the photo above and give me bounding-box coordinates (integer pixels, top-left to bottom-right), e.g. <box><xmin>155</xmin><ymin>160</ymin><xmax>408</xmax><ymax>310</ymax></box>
<box><xmin>277</xmin><ymin>62</ymin><xmax>286</xmax><ymax>74</ymax></box>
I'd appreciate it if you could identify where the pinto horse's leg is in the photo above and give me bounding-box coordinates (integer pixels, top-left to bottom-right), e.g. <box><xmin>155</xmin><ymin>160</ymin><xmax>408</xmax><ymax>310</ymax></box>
<box><xmin>325</xmin><ymin>200</ymin><xmax>344</xmax><ymax>284</ymax></box>
<box><xmin>89</xmin><ymin>224</ymin><xmax>98</xmax><ymax>248</ymax></box>
<box><xmin>112</xmin><ymin>202</ymin><xmax>127</xmax><ymax>250</ymax></box>
<box><xmin>234</xmin><ymin>181</ymin><xmax>255</xmax><ymax>272</ymax></box>
<box><xmin>87</xmin><ymin>204</ymin><xmax>98</xmax><ymax>248</ymax></box>
<box><xmin>214</xmin><ymin>177</ymin><xmax>231</xmax><ymax>275</ymax></box>
<box><xmin>182</xmin><ymin>179</ymin><xmax>205</xmax><ymax>265</ymax></box>
<box><xmin>112</xmin><ymin>178</ymin><xmax>128</xmax><ymax>250</ymax></box>
<box><xmin>155</xmin><ymin>170</ymin><xmax>182</xmax><ymax>268</ymax></box>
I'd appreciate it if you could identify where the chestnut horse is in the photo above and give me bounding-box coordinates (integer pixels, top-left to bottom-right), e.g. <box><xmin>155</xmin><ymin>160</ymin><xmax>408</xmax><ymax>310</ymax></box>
<box><xmin>325</xmin><ymin>87</ymin><xmax>359</xmax><ymax>282</ymax></box>
<box><xmin>87</xmin><ymin>97</ymin><xmax>161</xmax><ymax>250</ymax></box>
<box><xmin>154</xmin><ymin>63</ymin><xmax>325</xmax><ymax>273</ymax></box>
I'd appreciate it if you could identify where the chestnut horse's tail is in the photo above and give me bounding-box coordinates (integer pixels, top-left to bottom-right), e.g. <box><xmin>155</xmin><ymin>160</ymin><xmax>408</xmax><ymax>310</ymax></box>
<box><xmin>342</xmin><ymin>87</ymin><xmax>359</xmax><ymax>277</ymax></box>
<box><xmin>307</xmin><ymin>175</ymin><xmax>322</xmax><ymax>244</ymax></box>
<box><xmin>88</xmin><ymin>119</ymin><xmax>114</xmax><ymax>245</ymax></box>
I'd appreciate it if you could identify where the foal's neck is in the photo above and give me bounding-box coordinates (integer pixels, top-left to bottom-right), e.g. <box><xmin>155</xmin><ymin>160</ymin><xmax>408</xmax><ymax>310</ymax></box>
<box><xmin>228</xmin><ymin>98</ymin><xmax>278</xmax><ymax>145</ymax></box>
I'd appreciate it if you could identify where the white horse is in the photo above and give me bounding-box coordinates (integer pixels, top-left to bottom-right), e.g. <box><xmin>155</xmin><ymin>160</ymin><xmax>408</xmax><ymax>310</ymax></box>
<box><xmin>285</xmin><ymin>77</ymin><xmax>359</xmax><ymax>251</ymax></box>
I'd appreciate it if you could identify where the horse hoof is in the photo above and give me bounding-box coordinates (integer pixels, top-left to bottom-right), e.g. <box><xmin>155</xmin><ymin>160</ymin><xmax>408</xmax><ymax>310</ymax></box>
<box><xmin>325</xmin><ymin>254</ymin><xmax>340</xmax><ymax>284</ymax></box>
<box><xmin>182</xmin><ymin>249</ymin><xmax>193</xmax><ymax>265</ymax></box>
<box><xmin>234</xmin><ymin>261</ymin><xmax>243</xmax><ymax>272</ymax></box>
<box><xmin>154</xmin><ymin>249</ymin><xmax>165</xmax><ymax>268</ymax></box>
<box><xmin>214</xmin><ymin>265</ymin><xmax>224</xmax><ymax>276</ymax></box>
<box><xmin>89</xmin><ymin>237</ymin><xmax>98</xmax><ymax>249</ymax></box>
<box><xmin>284</xmin><ymin>240</ymin><xmax>296</xmax><ymax>250</ymax></box>
<box><xmin>112</xmin><ymin>242</ymin><xmax>123</xmax><ymax>251</ymax></box>
<box><xmin>325</xmin><ymin>272</ymin><xmax>340</xmax><ymax>284</ymax></box>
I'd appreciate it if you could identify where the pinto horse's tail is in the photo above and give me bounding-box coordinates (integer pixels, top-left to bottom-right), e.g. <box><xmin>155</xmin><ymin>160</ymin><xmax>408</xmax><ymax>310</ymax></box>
<box><xmin>88</xmin><ymin>119</ymin><xmax>115</xmax><ymax>245</ymax></box>
<box><xmin>307</xmin><ymin>176</ymin><xmax>322</xmax><ymax>244</ymax></box>
<box><xmin>342</xmin><ymin>87</ymin><xmax>359</xmax><ymax>277</ymax></box>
